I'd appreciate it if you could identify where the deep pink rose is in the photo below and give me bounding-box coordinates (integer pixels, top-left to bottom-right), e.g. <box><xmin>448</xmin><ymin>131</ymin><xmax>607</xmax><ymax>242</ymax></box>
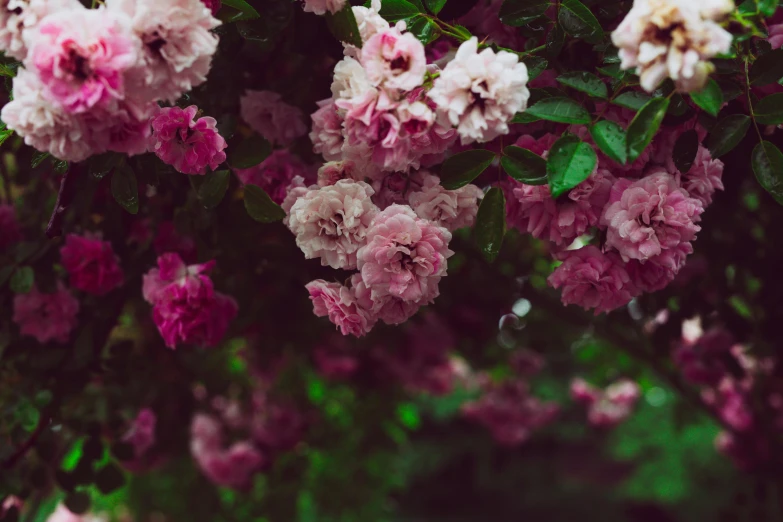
<box><xmin>60</xmin><ymin>233</ymin><xmax>124</xmax><ymax>295</ymax></box>
<box><xmin>149</xmin><ymin>105</ymin><xmax>227</xmax><ymax>175</ymax></box>
<box><xmin>13</xmin><ymin>283</ymin><xmax>79</xmax><ymax>344</ymax></box>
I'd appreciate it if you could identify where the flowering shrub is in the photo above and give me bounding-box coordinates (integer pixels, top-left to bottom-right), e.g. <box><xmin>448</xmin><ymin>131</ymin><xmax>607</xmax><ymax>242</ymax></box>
<box><xmin>1</xmin><ymin>0</ymin><xmax>783</xmax><ymax>520</ymax></box>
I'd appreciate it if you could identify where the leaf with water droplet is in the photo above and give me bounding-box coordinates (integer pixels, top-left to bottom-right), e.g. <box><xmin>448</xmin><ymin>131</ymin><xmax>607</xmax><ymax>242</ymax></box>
<box><xmin>111</xmin><ymin>165</ymin><xmax>139</xmax><ymax>215</ymax></box>
<box><xmin>474</xmin><ymin>187</ymin><xmax>505</xmax><ymax>263</ymax></box>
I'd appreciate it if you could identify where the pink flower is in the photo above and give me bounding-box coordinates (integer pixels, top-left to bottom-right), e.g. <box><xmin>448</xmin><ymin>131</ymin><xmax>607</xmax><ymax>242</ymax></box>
<box><xmin>45</xmin><ymin>503</ymin><xmax>104</xmax><ymax>522</ymax></box>
<box><xmin>234</xmin><ymin>150</ymin><xmax>312</xmax><ymax>205</ymax></box>
<box><xmin>361</xmin><ymin>29</ymin><xmax>426</xmax><ymax>91</ymax></box>
<box><xmin>317</xmin><ymin>161</ymin><xmax>360</xmax><ymax>187</ymax></box>
<box><xmin>371</xmin><ymin>171</ymin><xmax>411</xmax><ymax>209</ymax></box>
<box><xmin>626</xmin><ymin>241</ymin><xmax>692</xmax><ymax>292</ymax></box>
<box><xmin>681</xmin><ymin>146</ymin><xmax>724</xmax><ymax>207</ymax></box>
<box><xmin>123</xmin><ymin>408</ymin><xmax>157</xmax><ymax>458</ymax></box>
<box><xmin>602</xmin><ymin>170</ymin><xmax>703</xmax><ymax>262</ymax></box>
<box><xmin>27</xmin><ymin>7</ymin><xmax>139</xmax><ymax>113</ymax></box>
<box><xmin>407</xmin><ymin>171</ymin><xmax>483</xmax><ymax>231</ymax></box>
<box><xmin>143</xmin><ymin>253</ymin><xmax>238</xmax><ymax>349</ymax></box>
<box><xmin>314</xmin><ymin>339</ymin><xmax>358</xmax><ymax>380</ymax></box>
<box><xmin>575</xmin><ymin>378</ymin><xmax>641</xmax><ymax>427</ymax></box>
<box><xmin>673</xmin><ymin>326</ymin><xmax>735</xmax><ymax>386</ymax></box>
<box><xmin>309</xmin><ymin>98</ymin><xmax>344</xmax><ymax>161</ymax></box>
<box><xmin>60</xmin><ymin>233</ymin><xmax>124</xmax><ymax>295</ymax></box>
<box><xmin>202</xmin><ymin>0</ymin><xmax>222</xmax><ymax>16</ymax></box>
<box><xmin>305</xmin><ymin>279</ymin><xmax>376</xmax><ymax>337</ymax></box>
<box><xmin>770</xmin><ymin>23</ymin><xmax>783</xmax><ymax>49</ymax></box>
<box><xmin>0</xmin><ymin>0</ymin><xmax>81</xmax><ymax>60</ymax></box>
<box><xmin>351</xmin><ymin>273</ymin><xmax>422</xmax><ymax>326</ymax></box>
<box><xmin>0</xmin><ymin>204</ymin><xmax>22</xmax><ymax>250</ymax></box>
<box><xmin>357</xmin><ymin>204</ymin><xmax>453</xmax><ymax>303</ymax></box>
<box><xmin>240</xmin><ymin>90</ymin><xmax>307</xmax><ymax>146</ymax></box>
<box><xmin>149</xmin><ymin>106</ymin><xmax>227</xmax><ymax>175</ymax></box>
<box><xmin>547</xmin><ymin>246</ymin><xmax>637</xmax><ymax>315</ymax></box>
<box><xmin>286</xmin><ymin>180</ymin><xmax>379</xmax><ymax>270</ymax></box>
<box><xmin>302</xmin><ymin>0</ymin><xmax>345</xmax><ymax>15</ymax></box>
<box><xmin>100</xmin><ymin>100</ymin><xmax>159</xmax><ymax>156</ymax></box>
<box><xmin>514</xmin><ymin>133</ymin><xmax>558</xmax><ymax>157</ymax></box>
<box><xmin>13</xmin><ymin>283</ymin><xmax>79</xmax><ymax>344</ymax></box>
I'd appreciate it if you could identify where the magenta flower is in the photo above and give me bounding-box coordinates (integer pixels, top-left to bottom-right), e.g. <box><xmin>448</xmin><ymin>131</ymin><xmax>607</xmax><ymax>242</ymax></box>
<box><xmin>547</xmin><ymin>246</ymin><xmax>637</xmax><ymax>315</ymax></box>
<box><xmin>305</xmin><ymin>279</ymin><xmax>376</xmax><ymax>337</ymax></box>
<box><xmin>13</xmin><ymin>283</ymin><xmax>79</xmax><ymax>344</ymax></box>
<box><xmin>60</xmin><ymin>233</ymin><xmax>124</xmax><ymax>296</ymax></box>
<box><xmin>234</xmin><ymin>150</ymin><xmax>312</xmax><ymax>205</ymax></box>
<box><xmin>0</xmin><ymin>204</ymin><xmax>22</xmax><ymax>250</ymax></box>
<box><xmin>149</xmin><ymin>105</ymin><xmax>227</xmax><ymax>175</ymax></box>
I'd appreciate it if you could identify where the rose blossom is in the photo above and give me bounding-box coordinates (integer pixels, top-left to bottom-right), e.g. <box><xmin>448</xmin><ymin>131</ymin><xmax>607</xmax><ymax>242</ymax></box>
<box><xmin>149</xmin><ymin>105</ymin><xmax>227</xmax><ymax>175</ymax></box>
<box><xmin>123</xmin><ymin>408</ymin><xmax>157</xmax><ymax>458</ymax></box>
<box><xmin>310</xmin><ymin>98</ymin><xmax>344</xmax><ymax>161</ymax></box>
<box><xmin>408</xmin><ymin>172</ymin><xmax>483</xmax><ymax>231</ymax></box>
<box><xmin>302</xmin><ymin>0</ymin><xmax>345</xmax><ymax>15</ymax></box>
<box><xmin>351</xmin><ymin>272</ymin><xmax>422</xmax><ymax>326</ymax></box>
<box><xmin>680</xmin><ymin>146</ymin><xmax>724</xmax><ymax>207</ymax></box>
<box><xmin>547</xmin><ymin>246</ymin><xmax>637</xmax><ymax>315</ymax></box>
<box><xmin>286</xmin><ymin>180</ymin><xmax>379</xmax><ymax>270</ymax></box>
<box><xmin>235</xmin><ymin>150</ymin><xmax>312</xmax><ymax>205</ymax></box>
<box><xmin>514</xmin><ymin>133</ymin><xmax>558</xmax><ymax>157</ymax></box>
<box><xmin>428</xmin><ymin>37</ymin><xmax>530</xmax><ymax>144</ymax></box>
<box><xmin>361</xmin><ymin>29</ymin><xmax>426</xmax><ymax>91</ymax></box>
<box><xmin>0</xmin><ymin>0</ymin><xmax>82</xmax><ymax>60</ymax></box>
<box><xmin>60</xmin><ymin>233</ymin><xmax>124</xmax><ymax>296</ymax></box>
<box><xmin>349</xmin><ymin>0</ymin><xmax>388</xmax><ymax>54</ymax></box>
<box><xmin>317</xmin><ymin>161</ymin><xmax>360</xmax><ymax>187</ymax></box>
<box><xmin>611</xmin><ymin>0</ymin><xmax>733</xmax><ymax>92</ymax></box>
<box><xmin>357</xmin><ymin>204</ymin><xmax>453</xmax><ymax>304</ymax></box>
<box><xmin>240</xmin><ymin>90</ymin><xmax>307</xmax><ymax>146</ymax></box>
<box><xmin>13</xmin><ymin>283</ymin><xmax>79</xmax><ymax>344</ymax></box>
<box><xmin>106</xmin><ymin>0</ymin><xmax>220</xmax><ymax>102</ymax></box>
<box><xmin>602</xmin><ymin>170</ymin><xmax>703</xmax><ymax>263</ymax></box>
<box><xmin>45</xmin><ymin>504</ymin><xmax>107</xmax><ymax>522</ymax></box>
<box><xmin>571</xmin><ymin>378</ymin><xmax>641</xmax><ymax>427</ymax></box>
<box><xmin>0</xmin><ymin>204</ymin><xmax>22</xmax><ymax>250</ymax></box>
<box><xmin>305</xmin><ymin>279</ymin><xmax>376</xmax><ymax>337</ymax></box>
<box><xmin>202</xmin><ymin>0</ymin><xmax>222</xmax><ymax>15</ymax></box>
<box><xmin>626</xmin><ymin>241</ymin><xmax>691</xmax><ymax>292</ymax></box>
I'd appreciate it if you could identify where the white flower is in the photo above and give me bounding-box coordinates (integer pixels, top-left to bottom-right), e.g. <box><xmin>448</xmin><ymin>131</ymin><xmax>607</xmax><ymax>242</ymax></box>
<box><xmin>0</xmin><ymin>0</ymin><xmax>81</xmax><ymax>60</ymax></box>
<box><xmin>408</xmin><ymin>172</ymin><xmax>484</xmax><ymax>231</ymax></box>
<box><xmin>611</xmin><ymin>0</ymin><xmax>733</xmax><ymax>93</ymax></box>
<box><xmin>302</xmin><ymin>0</ymin><xmax>346</xmax><ymax>16</ymax></box>
<box><xmin>427</xmin><ymin>37</ymin><xmax>530</xmax><ymax>144</ymax></box>
<box><xmin>330</xmin><ymin>56</ymin><xmax>374</xmax><ymax>103</ymax></box>
<box><xmin>286</xmin><ymin>180</ymin><xmax>380</xmax><ymax>270</ymax></box>
<box><xmin>347</xmin><ymin>0</ymin><xmax>388</xmax><ymax>58</ymax></box>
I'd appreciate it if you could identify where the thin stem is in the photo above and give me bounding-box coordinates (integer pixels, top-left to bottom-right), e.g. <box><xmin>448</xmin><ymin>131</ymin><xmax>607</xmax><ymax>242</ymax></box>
<box><xmin>745</xmin><ymin>55</ymin><xmax>764</xmax><ymax>143</ymax></box>
<box><xmin>45</xmin><ymin>163</ymin><xmax>81</xmax><ymax>239</ymax></box>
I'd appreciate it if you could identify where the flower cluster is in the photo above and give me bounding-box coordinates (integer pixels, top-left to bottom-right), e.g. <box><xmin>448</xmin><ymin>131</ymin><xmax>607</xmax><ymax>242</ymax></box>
<box><xmin>571</xmin><ymin>378</ymin><xmax>641</xmax><ymax>427</ymax></box>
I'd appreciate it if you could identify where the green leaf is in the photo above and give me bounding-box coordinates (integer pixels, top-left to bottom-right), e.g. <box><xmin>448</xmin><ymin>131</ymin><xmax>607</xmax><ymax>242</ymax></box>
<box><xmin>546</xmin><ymin>135</ymin><xmax>597</xmax><ymax>198</ymax></box>
<box><xmin>589</xmin><ymin>120</ymin><xmax>627</xmax><ymax>165</ymax></box>
<box><xmin>407</xmin><ymin>16</ymin><xmax>440</xmax><ymax>45</ymax></box>
<box><xmin>0</xmin><ymin>128</ymin><xmax>13</xmax><ymax>148</ymax></box>
<box><xmin>377</xmin><ymin>0</ymin><xmax>421</xmax><ymax>21</ymax></box>
<box><xmin>474</xmin><ymin>187</ymin><xmax>506</xmax><ymax>263</ymax></box>
<box><xmin>754</xmin><ymin>92</ymin><xmax>783</xmax><ymax>125</ymax></box>
<box><xmin>244</xmin><ymin>184</ymin><xmax>286</xmax><ymax>223</ymax></box>
<box><xmin>706</xmin><ymin>114</ymin><xmax>751</xmax><ymax>158</ymax></box>
<box><xmin>110</xmin><ymin>165</ymin><xmax>139</xmax><ymax>215</ymax></box>
<box><xmin>230</xmin><ymin>134</ymin><xmax>272</xmax><ymax>169</ymax></box>
<box><xmin>672</xmin><ymin>129</ymin><xmax>699</xmax><ymax>173</ymax></box>
<box><xmin>325</xmin><ymin>2</ymin><xmax>363</xmax><ymax>48</ymax></box>
<box><xmin>425</xmin><ymin>0</ymin><xmax>447</xmax><ymax>14</ymax></box>
<box><xmin>750</xmin><ymin>49</ymin><xmax>783</xmax><ymax>86</ymax></box>
<box><xmin>197</xmin><ymin>170</ymin><xmax>230</xmax><ymax>209</ymax></box>
<box><xmin>53</xmin><ymin>159</ymin><xmax>68</xmax><ymax>174</ymax></box>
<box><xmin>500</xmin><ymin>145</ymin><xmax>547</xmax><ymax>184</ymax></box>
<box><xmin>440</xmin><ymin>149</ymin><xmax>496</xmax><ymax>190</ymax></box>
<box><xmin>0</xmin><ymin>63</ymin><xmax>17</xmax><ymax>77</ymax></box>
<box><xmin>222</xmin><ymin>0</ymin><xmax>260</xmax><ymax>21</ymax></box>
<box><xmin>545</xmin><ymin>23</ymin><xmax>566</xmax><ymax>58</ymax></box>
<box><xmin>556</xmin><ymin>71</ymin><xmax>607</xmax><ymax>99</ymax></box>
<box><xmin>9</xmin><ymin>266</ymin><xmax>33</xmax><ymax>294</ymax></box>
<box><xmin>758</xmin><ymin>0</ymin><xmax>778</xmax><ymax>16</ymax></box>
<box><xmin>558</xmin><ymin>0</ymin><xmax>604</xmax><ymax>43</ymax></box>
<box><xmin>523</xmin><ymin>55</ymin><xmax>548</xmax><ymax>81</ymax></box>
<box><xmin>31</xmin><ymin>151</ymin><xmax>49</xmax><ymax>168</ymax></box>
<box><xmin>752</xmin><ymin>141</ymin><xmax>783</xmax><ymax>205</ymax></box>
<box><xmin>626</xmin><ymin>97</ymin><xmax>670</xmax><ymax>162</ymax></box>
<box><xmin>88</xmin><ymin>153</ymin><xmax>122</xmax><ymax>181</ymax></box>
<box><xmin>689</xmin><ymin>79</ymin><xmax>723</xmax><ymax>117</ymax></box>
<box><xmin>525</xmin><ymin>97</ymin><xmax>591</xmax><ymax>124</ymax></box>
<box><xmin>95</xmin><ymin>464</ymin><xmax>125</xmax><ymax>495</ymax></box>
<box><xmin>498</xmin><ymin>0</ymin><xmax>550</xmax><ymax>26</ymax></box>
<box><xmin>612</xmin><ymin>91</ymin><xmax>652</xmax><ymax>111</ymax></box>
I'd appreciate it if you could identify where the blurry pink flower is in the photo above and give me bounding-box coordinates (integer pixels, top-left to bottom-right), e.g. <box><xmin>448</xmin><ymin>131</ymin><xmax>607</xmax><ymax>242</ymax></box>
<box><xmin>770</xmin><ymin>23</ymin><xmax>783</xmax><ymax>49</ymax></box>
<box><xmin>249</xmin><ymin>394</ymin><xmax>307</xmax><ymax>452</ymax></box>
<box><xmin>235</xmin><ymin>150</ymin><xmax>312</xmax><ymax>205</ymax></box>
<box><xmin>673</xmin><ymin>326</ymin><xmax>735</xmax><ymax>386</ymax></box>
<box><xmin>305</xmin><ymin>279</ymin><xmax>376</xmax><ymax>337</ymax></box>
<box><xmin>602</xmin><ymin>171</ymin><xmax>703</xmax><ymax>263</ymax></box>
<box><xmin>514</xmin><ymin>133</ymin><xmax>558</xmax><ymax>157</ymax></box>
<box><xmin>547</xmin><ymin>246</ymin><xmax>637</xmax><ymax>315</ymax></box>
<box><xmin>704</xmin><ymin>378</ymin><xmax>753</xmax><ymax>432</ymax></box>
<box><xmin>357</xmin><ymin>204</ymin><xmax>453</xmax><ymax>303</ymax></box>
<box><xmin>570</xmin><ymin>378</ymin><xmax>601</xmax><ymax>403</ymax></box>
<box><xmin>45</xmin><ymin>503</ymin><xmax>106</xmax><ymax>522</ymax></box>
<box><xmin>302</xmin><ymin>0</ymin><xmax>345</xmax><ymax>15</ymax></box>
<box><xmin>60</xmin><ymin>234</ymin><xmax>124</xmax><ymax>296</ymax></box>
<box><xmin>13</xmin><ymin>283</ymin><xmax>79</xmax><ymax>344</ymax></box>
<box><xmin>361</xmin><ymin>29</ymin><xmax>426</xmax><ymax>91</ymax></box>
<box><xmin>240</xmin><ymin>90</ymin><xmax>307</xmax><ymax>146</ymax></box>
<box><xmin>27</xmin><ymin>8</ymin><xmax>139</xmax><ymax>113</ymax></box>
<box><xmin>149</xmin><ymin>106</ymin><xmax>227</xmax><ymax>175</ymax></box>
<box><xmin>408</xmin><ymin>172</ymin><xmax>483</xmax><ymax>231</ymax></box>
<box><xmin>0</xmin><ymin>0</ymin><xmax>81</xmax><ymax>60</ymax></box>
<box><xmin>314</xmin><ymin>340</ymin><xmax>358</xmax><ymax>380</ymax></box>
<box><xmin>0</xmin><ymin>204</ymin><xmax>22</xmax><ymax>250</ymax></box>
<box><xmin>681</xmin><ymin>146</ymin><xmax>724</xmax><ymax>207</ymax></box>
<box><xmin>572</xmin><ymin>378</ymin><xmax>641</xmax><ymax>427</ymax></box>
<box><xmin>123</xmin><ymin>408</ymin><xmax>157</xmax><ymax>458</ymax></box>
<box><xmin>310</xmin><ymin>98</ymin><xmax>344</xmax><ymax>161</ymax></box>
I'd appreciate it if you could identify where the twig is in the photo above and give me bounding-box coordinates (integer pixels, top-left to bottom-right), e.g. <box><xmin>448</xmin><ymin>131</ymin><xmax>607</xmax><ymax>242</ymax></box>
<box><xmin>45</xmin><ymin>164</ymin><xmax>81</xmax><ymax>238</ymax></box>
<box><xmin>2</xmin><ymin>414</ymin><xmax>49</xmax><ymax>469</ymax></box>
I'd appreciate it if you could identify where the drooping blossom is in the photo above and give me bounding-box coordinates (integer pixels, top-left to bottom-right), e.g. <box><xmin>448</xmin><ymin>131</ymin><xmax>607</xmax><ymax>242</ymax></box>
<box><xmin>0</xmin><ymin>204</ymin><xmax>22</xmax><ymax>250</ymax></box>
<box><xmin>428</xmin><ymin>37</ymin><xmax>530</xmax><ymax>144</ymax></box>
<box><xmin>13</xmin><ymin>283</ymin><xmax>79</xmax><ymax>344</ymax></box>
<box><xmin>302</xmin><ymin>0</ymin><xmax>345</xmax><ymax>15</ymax></box>
<box><xmin>0</xmin><ymin>0</ymin><xmax>81</xmax><ymax>60</ymax></box>
<box><xmin>149</xmin><ymin>105</ymin><xmax>227</xmax><ymax>175</ymax></box>
<box><xmin>142</xmin><ymin>253</ymin><xmax>238</xmax><ymax>349</ymax></box>
<box><xmin>123</xmin><ymin>408</ymin><xmax>157</xmax><ymax>458</ymax></box>
<box><xmin>305</xmin><ymin>279</ymin><xmax>376</xmax><ymax>337</ymax></box>
<box><xmin>26</xmin><ymin>7</ymin><xmax>139</xmax><ymax>114</ymax></box>
<box><xmin>60</xmin><ymin>234</ymin><xmax>124</xmax><ymax>296</ymax></box>
<box><xmin>106</xmin><ymin>0</ymin><xmax>220</xmax><ymax>102</ymax></box>
<box><xmin>680</xmin><ymin>146</ymin><xmax>724</xmax><ymax>207</ymax></box>
<box><xmin>356</xmin><ymin>204</ymin><xmax>453</xmax><ymax>304</ymax></box>
<box><xmin>547</xmin><ymin>246</ymin><xmax>637</xmax><ymax>315</ymax></box>
<box><xmin>611</xmin><ymin>0</ymin><xmax>733</xmax><ymax>92</ymax></box>
<box><xmin>408</xmin><ymin>172</ymin><xmax>483</xmax><ymax>231</ymax></box>
<box><xmin>235</xmin><ymin>150</ymin><xmax>313</xmax><ymax>205</ymax></box>
<box><xmin>601</xmin><ymin>170</ymin><xmax>703</xmax><ymax>263</ymax></box>
<box><xmin>240</xmin><ymin>90</ymin><xmax>307</xmax><ymax>146</ymax></box>
<box><xmin>310</xmin><ymin>98</ymin><xmax>344</xmax><ymax>161</ymax></box>
<box><xmin>571</xmin><ymin>378</ymin><xmax>641</xmax><ymax>427</ymax></box>
<box><xmin>287</xmin><ymin>180</ymin><xmax>379</xmax><ymax>270</ymax></box>
<box><xmin>361</xmin><ymin>29</ymin><xmax>426</xmax><ymax>91</ymax></box>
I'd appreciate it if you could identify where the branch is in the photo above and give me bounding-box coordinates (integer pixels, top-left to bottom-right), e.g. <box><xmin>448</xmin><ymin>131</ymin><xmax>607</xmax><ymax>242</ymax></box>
<box><xmin>45</xmin><ymin>163</ymin><xmax>81</xmax><ymax>239</ymax></box>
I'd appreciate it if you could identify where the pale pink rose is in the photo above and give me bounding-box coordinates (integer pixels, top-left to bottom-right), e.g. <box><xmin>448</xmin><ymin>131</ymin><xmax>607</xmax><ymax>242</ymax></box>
<box><xmin>357</xmin><ymin>204</ymin><xmax>453</xmax><ymax>303</ymax></box>
<box><xmin>149</xmin><ymin>105</ymin><xmax>227</xmax><ymax>175</ymax></box>
<box><xmin>13</xmin><ymin>283</ymin><xmax>79</xmax><ymax>344</ymax></box>
<box><xmin>704</xmin><ymin>378</ymin><xmax>753</xmax><ymax>432</ymax></box>
<box><xmin>428</xmin><ymin>37</ymin><xmax>529</xmax><ymax>144</ymax></box>
<box><xmin>286</xmin><ymin>180</ymin><xmax>379</xmax><ymax>270</ymax></box>
<box><xmin>770</xmin><ymin>23</ymin><xmax>783</xmax><ymax>49</ymax></box>
<box><xmin>280</xmin><ymin>176</ymin><xmax>311</xmax><ymax>215</ymax></box>
<box><xmin>0</xmin><ymin>0</ymin><xmax>81</xmax><ymax>60</ymax></box>
<box><xmin>27</xmin><ymin>7</ymin><xmax>139</xmax><ymax>114</ymax></box>
<box><xmin>305</xmin><ymin>279</ymin><xmax>376</xmax><ymax>337</ymax></box>
<box><xmin>408</xmin><ymin>172</ymin><xmax>483</xmax><ymax>231</ymax></box>
<box><xmin>107</xmin><ymin>0</ymin><xmax>220</xmax><ymax>102</ymax></box>
<box><xmin>302</xmin><ymin>0</ymin><xmax>345</xmax><ymax>15</ymax></box>
<box><xmin>317</xmin><ymin>161</ymin><xmax>360</xmax><ymax>187</ymax></box>
<box><xmin>547</xmin><ymin>246</ymin><xmax>637</xmax><ymax>315</ymax></box>
<box><xmin>123</xmin><ymin>408</ymin><xmax>156</xmax><ymax>458</ymax></box>
<box><xmin>681</xmin><ymin>146</ymin><xmax>724</xmax><ymax>207</ymax></box>
<box><xmin>601</xmin><ymin>170</ymin><xmax>703</xmax><ymax>263</ymax></box>
<box><xmin>240</xmin><ymin>90</ymin><xmax>307</xmax><ymax>146</ymax></box>
<box><xmin>234</xmin><ymin>150</ymin><xmax>312</xmax><ymax>204</ymax></box>
<box><xmin>361</xmin><ymin>29</ymin><xmax>426</xmax><ymax>91</ymax></box>
<box><xmin>60</xmin><ymin>233</ymin><xmax>124</xmax><ymax>296</ymax></box>
<box><xmin>330</xmin><ymin>56</ymin><xmax>374</xmax><ymax>103</ymax></box>
<box><xmin>0</xmin><ymin>204</ymin><xmax>22</xmax><ymax>250</ymax></box>
<box><xmin>587</xmin><ymin>379</ymin><xmax>641</xmax><ymax>427</ymax></box>
<box><xmin>310</xmin><ymin>98</ymin><xmax>344</xmax><ymax>161</ymax></box>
